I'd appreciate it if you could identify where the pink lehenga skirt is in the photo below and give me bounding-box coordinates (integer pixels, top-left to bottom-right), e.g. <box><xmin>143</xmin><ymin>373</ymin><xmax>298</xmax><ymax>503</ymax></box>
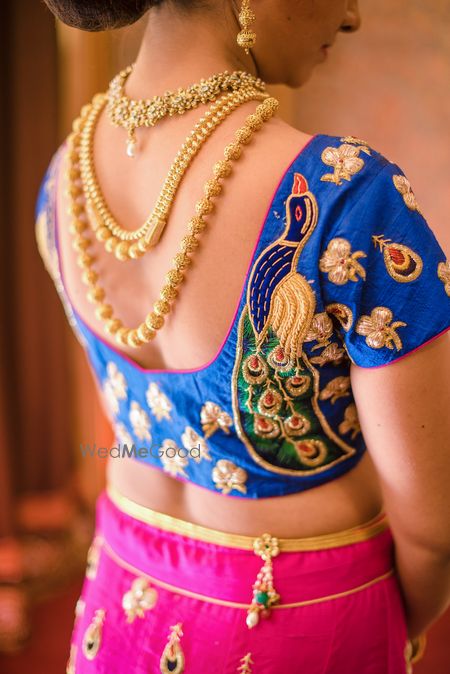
<box><xmin>66</xmin><ymin>486</ymin><xmax>426</xmax><ymax>673</ymax></box>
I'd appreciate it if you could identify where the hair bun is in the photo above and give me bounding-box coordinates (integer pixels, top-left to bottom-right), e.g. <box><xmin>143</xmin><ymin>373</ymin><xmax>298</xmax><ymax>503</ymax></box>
<box><xmin>43</xmin><ymin>0</ymin><xmax>162</xmax><ymax>32</ymax></box>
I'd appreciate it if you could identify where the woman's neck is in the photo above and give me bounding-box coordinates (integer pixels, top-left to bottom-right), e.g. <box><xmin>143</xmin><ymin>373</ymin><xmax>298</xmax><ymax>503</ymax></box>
<box><xmin>127</xmin><ymin>3</ymin><xmax>258</xmax><ymax>97</ymax></box>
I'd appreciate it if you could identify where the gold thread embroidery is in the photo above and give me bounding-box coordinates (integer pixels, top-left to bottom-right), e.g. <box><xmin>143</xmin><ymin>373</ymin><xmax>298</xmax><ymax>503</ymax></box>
<box><xmin>319</xmin><ymin>376</ymin><xmax>351</xmax><ymax>404</ymax></box>
<box><xmin>319</xmin><ymin>237</ymin><xmax>367</xmax><ymax>285</ymax></box>
<box><xmin>86</xmin><ymin>536</ymin><xmax>102</xmax><ymax>581</ymax></box>
<box><xmin>355</xmin><ymin>306</ymin><xmax>406</xmax><ymax>351</ymax></box>
<box><xmin>320</xmin><ymin>144</ymin><xmax>367</xmax><ymax>185</ymax></box>
<box><xmin>308</xmin><ymin>342</ymin><xmax>347</xmax><ymax>367</ymax></box>
<box><xmin>305</xmin><ymin>312</ymin><xmax>334</xmax><ymax>351</ymax></box>
<box><xmin>325</xmin><ymin>303</ymin><xmax>354</xmax><ymax>332</ymax></box>
<box><xmin>129</xmin><ymin>400</ymin><xmax>152</xmax><ymax>441</ymax></box>
<box><xmin>102</xmin><ymin>362</ymin><xmax>128</xmax><ymax>416</ymax></box>
<box><xmin>338</xmin><ymin>403</ymin><xmax>361</xmax><ymax>440</ymax></box>
<box><xmin>212</xmin><ymin>459</ymin><xmax>248</xmax><ymax>495</ymax></box>
<box><xmin>237</xmin><ymin>653</ymin><xmax>254</xmax><ymax>673</ymax></box>
<box><xmin>246</xmin><ymin>173</ymin><xmax>319</xmax><ymax>363</ymax></box>
<box><xmin>340</xmin><ymin>136</ymin><xmax>372</xmax><ymax>154</ymax></box>
<box><xmin>114</xmin><ymin>421</ymin><xmax>134</xmax><ymax>447</ymax></box>
<box><xmin>437</xmin><ymin>260</ymin><xmax>450</xmax><ymax>296</ymax></box>
<box><xmin>181</xmin><ymin>426</ymin><xmax>211</xmax><ymax>462</ymax></box>
<box><xmin>160</xmin><ymin>439</ymin><xmax>189</xmax><ymax>477</ymax></box>
<box><xmin>372</xmin><ymin>235</ymin><xmax>423</xmax><ymax>283</ymax></box>
<box><xmin>101</xmin><ymin>533</ymin><xmax>394</xmax><ymax>609</ymax></box>
<box><xmin>82</xmin><ymin>609</ymin><xmax>105</xmax><ymax>661</ymax></box>
<box><xmin>160</xmin><ymin>623</ymin><xmax>185</xmax><ymax>674</ymax></box>
<box><xmin>66</xmin><ymin>644</ymin><xmax>77</xmax><ymax>674</ymax></box>
<box><xmin>200</xmin><ymin>401</ymin><xmax>233</xmax><ymax>438</ymax></box>
<box><xmin>145</xmin><ymin>382</ymin><xmax>172</xmax><ymax>421</ymax></box>
<box><xmin>122</xmin><ymin>577</ymin><xmax>158</xmax><ymax>622</ymax></box>
<box><xmin>393</xmin><ymin>174</ymin><xmax>423</xmax><ymax>215</ymax></box>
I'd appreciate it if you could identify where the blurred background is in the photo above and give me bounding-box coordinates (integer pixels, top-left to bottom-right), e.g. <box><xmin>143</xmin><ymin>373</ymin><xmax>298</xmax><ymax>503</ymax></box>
<box><xmin>0</xmin><ymin>0</ymin><xmax>449</xmax><ymax>671</ymax></box>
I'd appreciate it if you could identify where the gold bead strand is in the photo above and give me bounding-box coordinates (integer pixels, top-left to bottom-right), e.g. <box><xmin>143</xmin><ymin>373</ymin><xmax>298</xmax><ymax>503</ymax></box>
<box><xmin>79</xmin><ymin>87</ymin><xmax>268</xmax><ymax>260</ymax></box>
<box><xmin>65</xmin><ymin>96</ymin><xmax>279</xmax><ymax>349</ymax></box>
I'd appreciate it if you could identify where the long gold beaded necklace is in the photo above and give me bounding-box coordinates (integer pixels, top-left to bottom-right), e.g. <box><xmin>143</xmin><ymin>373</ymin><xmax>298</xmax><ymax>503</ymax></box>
<box><xmin>107</xmin><ymin>64</ymin><xmax>267</xmax><ymax>157</ymax></box>
<box><xmin>80</xmin><ymin>86</ymin><xmax>269</xmax><ymax>257</ymax></box>
<box><xmin>65</xmin><ymin>94</ymin><xmax>279</xmax><ymax>349</ymax></box>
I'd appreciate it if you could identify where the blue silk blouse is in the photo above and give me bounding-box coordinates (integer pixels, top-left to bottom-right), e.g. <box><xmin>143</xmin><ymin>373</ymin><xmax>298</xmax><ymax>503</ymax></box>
<box><xmin>35</xmin><ymin>133</ymin><xmax>450</xmax><ymax>499</ymax></box>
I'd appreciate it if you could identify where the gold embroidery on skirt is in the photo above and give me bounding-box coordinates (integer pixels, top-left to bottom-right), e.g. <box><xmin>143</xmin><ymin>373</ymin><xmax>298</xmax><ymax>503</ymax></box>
<box><xmin>86</xmin><ymin>537</ymin><xmax>102</xmax><ymax>580</ymax></box>
<box><xmin>66</xmin><ymin>644</ymin><xmax>77</xmax><ymax>674</ymax></box>
<box><xmin>160</xmin><ymin>623</ymin><xmax>185</xmax><ymax>674</ymax></box>
<box><xmin>82</xmin><ymin>609</ymin><xmax>105</xmax><ymax>661</ymax></box>
<box><xmin>122</xmin><ymin>577</ymin><xmax>158</xmax><ymax>623</ymax></box>
<box><xmin>237</xmin><ymin>652</ymin><xmax>254</xmax><ymax>673</ymax></box>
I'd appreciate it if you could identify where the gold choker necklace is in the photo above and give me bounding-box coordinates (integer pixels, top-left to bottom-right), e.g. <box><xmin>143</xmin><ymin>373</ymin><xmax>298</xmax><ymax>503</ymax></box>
<box><xmin>106</xmin><ymin>65</ymin><xmax>267</xmax><ymax>157</ymax></box>
<box><xmin>66</xmin><ymin>94</ymin><xmax>279</xmax><ymax>349</ymax></box>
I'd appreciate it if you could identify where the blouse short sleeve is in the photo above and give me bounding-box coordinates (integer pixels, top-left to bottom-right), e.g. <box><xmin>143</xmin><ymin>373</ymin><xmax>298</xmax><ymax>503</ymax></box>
<box><xmin>318</xmin><ymin>157</ymin><xmax>450</xmax><ymax>368</ymax></box>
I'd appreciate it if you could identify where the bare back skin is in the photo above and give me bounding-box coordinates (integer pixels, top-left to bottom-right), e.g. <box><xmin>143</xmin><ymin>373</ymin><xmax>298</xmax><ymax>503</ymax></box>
<box><xmin>55</xmin><ymin>101</ymin><xmax>385</xmax><ymax>538</ymax></box>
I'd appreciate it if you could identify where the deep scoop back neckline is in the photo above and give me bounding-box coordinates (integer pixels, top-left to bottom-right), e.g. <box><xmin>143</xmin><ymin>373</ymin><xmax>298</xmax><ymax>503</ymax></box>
<box><xmin>53</xmin><ymin>132</ymin><xmax>321</xmax><ymax>377</ymax></box>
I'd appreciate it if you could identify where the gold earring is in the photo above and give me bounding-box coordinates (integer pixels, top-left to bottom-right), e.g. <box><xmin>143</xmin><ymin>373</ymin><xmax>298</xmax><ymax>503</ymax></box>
<box><xmin>237</xmin><ymin>0</ymin><xmax>256</xmax><ymax>55</ymax></box>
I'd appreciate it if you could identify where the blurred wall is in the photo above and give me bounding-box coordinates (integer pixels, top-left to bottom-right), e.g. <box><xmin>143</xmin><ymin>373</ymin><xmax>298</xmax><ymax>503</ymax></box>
<box><xmin>292</xmin><ymin>0</ymin><xmax>450</xmax><ymax>254</ymax></box>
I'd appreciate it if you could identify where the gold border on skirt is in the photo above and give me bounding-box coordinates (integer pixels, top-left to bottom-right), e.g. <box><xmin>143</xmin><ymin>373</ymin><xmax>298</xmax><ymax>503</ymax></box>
<box><xmin>106</xmin><ymin>484</ymin><xmax>390</xmax><ymax>552</ymax></box>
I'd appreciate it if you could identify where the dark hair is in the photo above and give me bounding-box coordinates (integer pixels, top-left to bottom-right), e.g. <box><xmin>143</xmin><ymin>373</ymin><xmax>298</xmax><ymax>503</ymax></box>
<box><xmin>42</xmin><ymin>0</ymin><xmax>196</xmax><ymax>32</ymax></box>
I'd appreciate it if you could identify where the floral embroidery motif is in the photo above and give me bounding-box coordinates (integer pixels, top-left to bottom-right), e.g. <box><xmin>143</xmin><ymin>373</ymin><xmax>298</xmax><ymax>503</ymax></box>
<box><xmin>122</xmin><ymin>577</ymin><xmax>158</xmax><ymax>623</ymax></box>
<box><xmin>114</xmin><ymin>421</ymin><xmax>134</xmax><ymax>447</ymax></box>
<box><xmin>145</xmin><ymin>382</ymin><xmax>172</xmax><ymax>421</ymax></box>
<box><xmin>181</xmin><ymin>426</ymin><xmax>211</xmax><ymax>462</ymax></box>
<box><xmin>212</xmin><ymin>459</ymin><xmax>248</xmax><ymax>495</ymax></box>
<box><xmin>319</xmin><ymin>377</ymin><xmax>351</xmax><ymax>404</ymax></box>
<box><xmin>309</xmin><ymin>342</ymin><xmax>347</xmax><ymax>366</ymax></box>
<box><xmin>325</xmin><ymin>303</ymin><xmax>354</xmax><ymax>332</ymax></box>
<box><xmin>129</xmin><ymin>401</ymin><xmax>152</xmax><ymax>441</ymax></box>
<box><xmin>160</xmin><ymin>439</ymin><xmax>189</xmax><ymax>477</ymax></box>
<box><xmin>340</xmin><ymin>136</ymin><xmax>372</xmax><ymax>154</ymax></box>
<box><xmin>319</xmin><ymin>238</ymin><xmax>367</xmax><ymax>285</ymax></box>
<box><xmin>338</xmin><ymin>403</ymin><xmax>361</xmax><ymax>440</ymax></box>
<box><xmin>372</xmin><ymin>235</ymin><xmax>423</xmax><ymax>283</ymax></box>
<box><xmin>160</xmin><ymin>623</ymin><xmax>185</xmax><ymax>674</ymax></box>
<box><xmin>437</xmin><ymin>260</ymin><xmax>450</xmax><ymax>296</ymax></box>
<box><xmin>305</xmin><ymin>312</ymin><xmax>334</xmax><ymax>350</ymax></box>
<box><xmin>320</xmin><ymin>144</ymin><xmax>367</xmax><ymax>186</ymax></box>
<box><xmin>356</xmin><ymin>306</ymin><xmax>406</xmax><ymax>351</ymax></box>
<box><xmin>393</xmin><ymin>175</ymin><xmax>423</xmax><ymax>215</ymax></box>
<box><xmin>200</xmin><ymin>401</ymin><xmax>233</xmax><ymax>438</ymax></box>
<box><xmin>102</xmin><ymin>362</ymin><xmax>128</xmax><ymax>416</ymax></box>
<box><xmin>82</xmin><ymin>609</ymin><xmax>105</xmax><ymax>661</ymax></box>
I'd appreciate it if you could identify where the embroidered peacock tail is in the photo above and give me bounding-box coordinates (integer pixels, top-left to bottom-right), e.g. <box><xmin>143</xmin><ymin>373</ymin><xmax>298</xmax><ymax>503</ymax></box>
<box><xmin>248</xmin><ymin>173</ymin><xmax>318</xmax><ymax>362</ymax></box>
<box><xmin>232</xmin><ymin>173</ymin><xmax>357</xmax><ymax>474</ymax></box>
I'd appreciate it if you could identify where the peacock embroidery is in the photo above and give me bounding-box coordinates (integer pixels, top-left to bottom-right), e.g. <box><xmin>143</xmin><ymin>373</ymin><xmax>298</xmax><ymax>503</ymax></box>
<box><xmin>231</xmin><ymin>173</ymin><xmax>358</xmax><ymax>475</ymax></box>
